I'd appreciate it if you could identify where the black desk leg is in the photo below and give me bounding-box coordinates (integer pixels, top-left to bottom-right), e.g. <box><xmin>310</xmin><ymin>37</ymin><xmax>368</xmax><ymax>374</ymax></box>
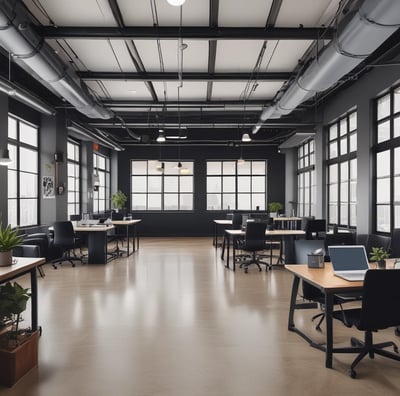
<box><xmin>288</xmin><ymin>276</ymin><xmax>300</xmax><ymax>330</ymax></box>
<box><xmin>225</xmin><ymin>233</ymin><xmax>230</xmax><ymax>269</ymax></box>
<box><xmin>325</xmin><ymin>293</ymin><xmax>334</xmax><ymax>368</ymax></box>
<box><xmin>30</xmin><ymin>268</ymin><xmax>38</xmax><ymax>331</ymax></box>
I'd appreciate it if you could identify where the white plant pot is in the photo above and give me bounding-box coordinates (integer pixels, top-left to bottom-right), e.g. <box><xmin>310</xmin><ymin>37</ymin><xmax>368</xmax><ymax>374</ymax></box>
<box><xmin>0</xmin><ymin>250</ymin><xmax>13</xmax><ymax>267</ymax></box>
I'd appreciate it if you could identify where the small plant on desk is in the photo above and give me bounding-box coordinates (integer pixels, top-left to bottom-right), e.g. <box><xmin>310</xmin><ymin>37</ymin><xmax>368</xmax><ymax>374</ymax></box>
<box><xmin>369</xmin><ymin>247</ymin><xmax>390</xmax><ymax>269</ymax></box>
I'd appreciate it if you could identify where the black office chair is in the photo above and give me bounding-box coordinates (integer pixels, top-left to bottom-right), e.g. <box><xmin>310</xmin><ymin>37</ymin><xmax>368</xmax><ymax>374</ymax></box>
<box><xmin>304</xmin><ymin>219</ymin><xmax>326</xmax><ymax>240</ymax></box>
<box><xmin>365</xmin><ymin>234</ymin><xmax>391</xmax><ymax>260</ymax></box>
<box><xmin>237</xmin><ymin>221</ymin><xmax>269</xmax><ymax>273</ymax></box>
<box><xmin>390</xmin><ymin>229</ymin><xmax>400</xmax><ymax>258</ymax></box>
<box><xmin>333</xmin><ymin>269</ymin><xmax>400</xmax><ymax>378</ymax></box>
<box><xmin>51</xmin><ymin>221</ymin><xmax>83</xmax><ymax>269</ymax></box>
<box><xmin>12</xmin><ymin>244</ymin><xmax>45</xmax><ymax>277</ymax></box>
<box><xmin>109</xmin><ymin>211</ymin><xmax>126</xmax><ymax>256</ymax></box>
<box><xmin>324</xmin><ymin>232</ymin><xmax>355</xmax><ymax>261</ymax></box>
<box><xmin>294</xmin><ymin>239</ymin><xmax>354</xmax><ymax>331</ymax></box>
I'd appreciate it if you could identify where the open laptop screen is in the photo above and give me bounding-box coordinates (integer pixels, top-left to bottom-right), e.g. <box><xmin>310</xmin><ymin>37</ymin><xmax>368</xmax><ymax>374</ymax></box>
<box><xmin>328</xmin><ymin>245</ymin><xmax>369</xmax><ymax>271</ymax></box>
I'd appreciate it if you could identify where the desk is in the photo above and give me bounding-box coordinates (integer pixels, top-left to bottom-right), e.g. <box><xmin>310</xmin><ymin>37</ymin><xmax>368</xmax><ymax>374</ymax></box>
<box><xmin>223</xmin><ymin>229</ymin><xmax>305</xmax><ymax>270</ymax></box>
<box><xmin>213</xmin><ymin>220</ymin><xmax>232</xmax><ymax>247</ymax></box>
<box><xmin>73</xmin><ymin>224</ymin><xmax>115</xmax><ymax>264</ymax></box>
<box><xmin>0</xmin><ymin>257</ymin><xmax>46</xmax><ymax>332</ymax></box>
<box><xmin>111</xmin><ymin>219</ymin><xmax>142</xmax><ymax>255</ymax></box>
<box><xmin>285</xmin><ymin>263</ymin><xmax>364</xmax><ymax>368</ymax></box>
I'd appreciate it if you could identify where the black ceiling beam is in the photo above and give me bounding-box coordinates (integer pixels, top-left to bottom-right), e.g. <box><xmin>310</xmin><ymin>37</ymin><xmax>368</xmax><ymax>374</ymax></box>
<box><xmin>78</xmin><ymin>71</ymin><xmax>292</xmax><ymax>81</ymax></box>
<box><xmin>100</xmin><ymin>99</ymin><xmax>272</xmax><ymax>107</ymax></box>
<box><xmin>36</xmin><ymin>26</ymin><xmax>333</xmax><ymax>40</ymax></box>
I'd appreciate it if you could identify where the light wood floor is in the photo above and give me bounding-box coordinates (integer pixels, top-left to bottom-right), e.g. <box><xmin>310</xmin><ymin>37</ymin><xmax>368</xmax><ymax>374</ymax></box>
<box><xmin>3</xmin><ymin>237</ymin><xmax>400</xmax><ymax>395</ymax></box>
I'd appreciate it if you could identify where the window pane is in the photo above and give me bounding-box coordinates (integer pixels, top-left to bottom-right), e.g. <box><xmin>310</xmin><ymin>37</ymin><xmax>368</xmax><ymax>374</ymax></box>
<box><xmin>349</xmin><ymin>112</ymin><xmax>357</xmax><ymax>131</ymax></box>
<box><xmin>252</xmin><ymin>194</ymin><xmax>265</xmax><ymax>210</ymax></box>
<box><xmin>377</xmin><ymin>94</ymin><xmax>391</xmax><ymax>120</ymax></box>
<box><xmin>329</xmin><ymin>124</ymin><xmax>337</xmax><ymax>140</ymax></box>
<box><xmin>237</xmin><ymin>194</ymin><xmax>251</xmax><ymax>210</ymax></box>
<box><xmin>377</xmin><ymin>120</ymin><xmax>390</xmax><ymax>143</ymax></box>
<box><xmin>252</xmin><ymin>176</ymin><xmax>265</xmax><ymax>193</ymax></box>
<box><xmin>148</xmin><ymin>194</ymin><xmax>162</xmax><ymax>210</ymax></box>
<box><xmin>132</xmin><ymin>194</ymin><xmax>146</xmax><ymax>210</ymax></box>
<box><xmin>329</xmin><ymin>141</ymin><xmax>337</xmax><ymax>159</ymax></box>
<box><xmin>207</xmin><ymin>162</ymin><xmax>221</xmax><ymax>175</ymax></box>
<box><xmin>207</xmin><ymin>177</ymin><xmax>221</xmax><ymax>193</ymax></box>
<box><xmin>222</xmin><ymin>194</ymin><xmax>235</xmax><ymax>210</ymax></box>
<box><xmin>376</xmin><ymin>151</ymin><xmax>391</xmax><ymax>177</ymax></box>
<box><xmin>207</xmin><ymin>194</ymin><xmax>221</xmax><ymax>210</ymax></box>
<box><xmin>148</xmin><ymin>176</ymin><xmax>162</xmax><ymax>192</ymax></box>
<box><xmin>20</xmin><ymin>148</ymin><xmax>38</xmax><ymax>173</ymax></box>
<box><xmin>164</xmin><ymin>176</ymin><xmax>178</xmax><ymax>192</ymax></box>
<box><xmin>376</xmin><ymin>178</ymin><xmax>390</xmax><ymax>203</ymax></box>
<box><xmin>394</xmin><ymin>116</ymin><xmax>400</xmax><ymax>138</ymax></box>
<box><xmin>132</xmin><ymin>161</ymin><xmax>147</xmax><ymax>174</ymax></box>
<box><xmin>252</xmin><ymin>161</ymin><xmax>266</xmax><ymax>175</ymax></box>
<box><xmin>180</xmin><ymin>194</ymin><xmax>193</xmax><ymax>210</ymax></box>
<box><xmin>222</xmin><ymin>161</ymin><xmax>236</xmax><ymax>174</ymax></box>
<box><xmin>395</xmin><ymin>87</ymin><xmax>400</xmax><ymax>114</ymax></box>
<box><xmin>132</xmin><ymin>176</ymin><xmax>147</xmax><ymax>192</ymax></box>
<box><xmin>237</xmin><ymin>161</ymin><xmax>251</xmax><ymax>174</ymax></box>
<box><xmin>8</xmin><ymin>117</ymin><xmax>17</xmax><ymax>139</ymax></box>
<box><xmin>340</xmin><ymin>137</ymin><xmax>347</xmax><ymax>155</ymax></box>
<box><xmin>19</xmin><ymin>199</ymin><xmax>38</xmax><ymax>227</ymax></box>
<box><xmin>237</xmin><ymin>176</ymin><xmax>250</xmax><ymax>192</ymax></box>
<box><xmin>377</xmin><ymin>205</ymin><xmax>390</xmax><ymax>232</ymax></box>
<box><xmin>222</xmin><ymin>176</ymin><xmax>235</xmax><ymax>192</ymax></box>
<box><xmin>8</xmin><ymin>169</ymin><xmax>17</xmax><ymax>198</ymax></box>
<box><xmin>19</xmin><ymin>122</ymin><xmax>38</xmax><ymax>146</ymax></box>
<box><xmin>20</xmin><ymin>173</ymin><xmax>38</xmax><ymax>197</ymax></box>
<box><xmin>164</xmin><ymin>194</ymin><xmax>178</xmax><ymax>210</ymax></box>
<box><xmin>395</xmin><ymin>205</ymin><xmax>400</xmax><ymax>228</ymax></box>
<box><xmin>349</xmin><ymin>132</ymin><xmax>357</xmax><ymax>152</ymax></box>
<box><xmin>180</xmin><ymin>177</ymin><xmax>193</xmax><ymax>193</ymax></box>
<box><xmin>8</xmin><ymin>199</ymin><xmax>17</xmax><ymax>228</ymax></box>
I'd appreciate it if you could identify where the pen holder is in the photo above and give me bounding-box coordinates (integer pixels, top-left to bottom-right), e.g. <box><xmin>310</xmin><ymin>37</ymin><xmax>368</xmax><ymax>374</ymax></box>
<box><xmin>307</xmin><ymin>254</ymin><xmax>324</xmax><ymax>268</ymax></box>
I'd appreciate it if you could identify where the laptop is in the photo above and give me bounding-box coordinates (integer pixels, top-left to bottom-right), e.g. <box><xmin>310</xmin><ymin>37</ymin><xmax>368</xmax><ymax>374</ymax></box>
<box><xmin>329</xmin><ymin>245</ymin><xmax>370</xmax><ymax>281</ymax></box>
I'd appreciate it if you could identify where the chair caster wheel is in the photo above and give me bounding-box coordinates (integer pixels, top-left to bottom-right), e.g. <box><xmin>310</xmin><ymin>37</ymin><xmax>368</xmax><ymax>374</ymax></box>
<box><xmin>395</xmin><ymin>327</ymin><xmax>400</xmax><ymax>337</ymax></box>
<box><xmin>244</xmin><ymin>268</ymin><xmax>248</xmax><ymax>273</ymax></box>
<box><xmin>393</xmin><ymin>345</ymin><xmax>399</xmax><ymax>353</ymax></box>
<box><xmin>348</xmin><ymin>369</ymin><xmax>356</xmax><ymax>378</ymax></box>
<box><xmin>72</xmin><ymin>264</ymin><xmax>76</xmax><ymax>267</ymax></box>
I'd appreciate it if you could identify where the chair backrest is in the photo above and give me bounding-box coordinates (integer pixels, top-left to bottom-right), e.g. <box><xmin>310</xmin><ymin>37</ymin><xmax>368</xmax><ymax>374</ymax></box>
<box><xmin>231</xmin><ymin>213</ymin><xmax>243</xmax><ymax>230</ymax></box>
<box><xmin>294</xmin><ymin>239</ymin><xmax>326</xmax><ymax>264</ymax></box>
<box><xmin>358</xmin><ymin>269</ymin><xmax>400</xmax><ymax>330</ymax></box>
<box><xmin>241</xmin><ymin>221</ymin><xmax>267</xmax><ymax>251</ymax></box>
<box><xmin>52</xmin><ymin>221</ymin><xmax>75</xmax><ymax>247</ymax></box>
<box><xmin>390</xmin><ymin>228</ymin><xmax>400</xmax><ymax>258</ymax></box>
<box><xmin>324</xmin><ymin>233</ymin><xmax>355</xmax><ymax>260</ymax></box>
<box><xmin>365</xmin><ymin>234</ymin><xmax>391</xmax><ymax>260</ymax></box>
<box><xmin>304</xmin><ymin>219</ymin><xmax>326</xmax><ymax>239</ymax></box>
<box><xmin>70</xmin><ymin>214</ymin><xmax>81</xmax><ymax>221</ymax></box>
<box><xmin>301</xmin><ymin>216</ymin><xmax>315</xmax><ymax>231</ymax></box>
<box><xmin>294</xmin><ymin>239</ymin><xmax>325</xmax><ymax>300</ymax></box>
<box><xmin>12</xmin><ymin>244</ymin><xmax>41</xmax><ymax>258</ymax></box>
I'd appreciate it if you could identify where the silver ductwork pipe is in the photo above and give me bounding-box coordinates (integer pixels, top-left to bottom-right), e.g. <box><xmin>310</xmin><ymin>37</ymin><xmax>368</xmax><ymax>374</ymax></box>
<box><xmin>253</xmin><ymin>0</ymin><xmax>400</xmax><ymax>134</ymax></box>
<box><xmin>0</xmin><ymin>0</ymin><xmax>113</xmax><ymax>120</ymax></box>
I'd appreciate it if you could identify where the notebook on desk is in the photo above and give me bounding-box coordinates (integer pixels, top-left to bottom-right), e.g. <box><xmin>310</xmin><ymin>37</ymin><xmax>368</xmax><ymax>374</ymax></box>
<box><xmin>329</xmin><ymin>245</ymin><xmax>370</xmax><ymax>281</ymax></box>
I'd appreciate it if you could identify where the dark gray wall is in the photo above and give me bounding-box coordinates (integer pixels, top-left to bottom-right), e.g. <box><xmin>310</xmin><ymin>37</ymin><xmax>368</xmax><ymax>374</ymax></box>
<box><xmin>117</xmin><ymin>144</ymin><xmax>285</xmax><ymax>236</ymax></box>
<box><xmin>0</xmin><ymin>93</ymin><xmax>8</xmax><ymax>224</ymax></box>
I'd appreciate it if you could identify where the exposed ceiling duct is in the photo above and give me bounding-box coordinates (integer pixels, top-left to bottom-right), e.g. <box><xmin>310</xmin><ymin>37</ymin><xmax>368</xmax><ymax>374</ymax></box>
<box><xmin>0</xmin><ymin>0</ymin><xmax>113</xmax><ymax>120</ymax></box>
<box><xmin>253</xmin><ymin>0</ymin><xmax>400</xmax><ymax>134</ymax></box>
<box><xmin>278</xmin><ymin>132</ymin><xmax>315</xmax><ymax>149</ymax></box>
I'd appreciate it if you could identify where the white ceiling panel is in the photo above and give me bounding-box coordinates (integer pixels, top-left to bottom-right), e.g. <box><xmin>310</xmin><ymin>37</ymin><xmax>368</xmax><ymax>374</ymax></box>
<box><xmin>263</xmin><ymin>40</ymin><xmax>313</xmax><ymax>71</ymax></box>
<box><xmin>215</xmin><ymin>40</ymin><xmax>269</xmax><ymax>72</ymax></box>
<box><xmin>211</xmin><ymin>81</ymin><xmax>282</xmax><ymax>101</ymax></box>
<box><xmin>218</xmin><ymin>0</ymin><xmax>272</xmax><ymax>27</ymax></box>
<box><xmin>248</xmin><ymin>81</ymin><xmax>285</xmax><ymax>99</ymax></box>
<box><xmin>23</xmin><ymin>0</ymin><xmax>116</xmax><ymax>26</ymax></box>
<box><xmin>153</xmin><ymin>81</ymin><xmax>207</xmax><ymax>101</ymax></box>
<box><xmin>118</xmin><ymin>0</ymin><xmax>209</xmax><ymax>26</ymax></box>
<box><xmin>61</xmin><ymin>39</ymin><xmax>132</xmax><ymax>72</ymax></box>
<box><xmin>85</xmin><ymin>80</ymin><xmax>153</xmax><ymax>101</ymax></box>
<box><xmin>276</xmin><ymin>0</ymin><xmax>342</xmax><ymax>27</ymax></box>
<box><xmin>134</xmin><ymin>39</ymin><xmax>208</xmax><ymax>72</ymax></box>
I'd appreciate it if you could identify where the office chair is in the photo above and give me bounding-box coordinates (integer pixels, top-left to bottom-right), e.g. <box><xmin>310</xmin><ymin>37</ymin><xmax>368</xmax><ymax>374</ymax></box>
<box><xmin>365</xmin><ymin>234</ymin><xmax>391</xmax><ymax>260</ymax></box>
<box><xmin>304</xmin><ymin>219</ymin><xmax>326</xmax><ymax>240</ymax></box>
<box><xmin>237</xmin><ymin>221</ymin><xmax>270</xmax><ymax>273</ymax></box>
<box><xmin>333</xmin><ymin>269</ymin><xmax>400</xmax><ymax>378</ymax></box>
<box><xmin>390</xmin><ymin>228</ymin><xmax>400</xmax><ymax>258</ymax></box>
<box><xmin>51</xmin><ymin>221</ymin><xmax>83</xmax><ymax>269</ymax></box>
<box><xmin>109</xmin><ymin>211</ymin><xmax>126</xmax><ymax>256</ymax></box>
<box><xmin>324</xmin><ymin>232</ymin><xmax>355</xmax><ymax>261</ymax></box>
<box><xmin>13</xmin><ymin>244</ymin><xmax>45</xmax><ymax>277</ymax></box>
<box><xmin>294</xmin><ymin>239</ymin><xmax>355</xmax><ymax>331</ymax></box>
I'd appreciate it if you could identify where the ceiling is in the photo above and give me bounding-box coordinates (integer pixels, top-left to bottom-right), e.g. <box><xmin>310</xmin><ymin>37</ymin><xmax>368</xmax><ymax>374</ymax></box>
<box><xmin>1</xmin><ymin>0</ymin><xmax>399</xmax><ymax>149</ymax></box>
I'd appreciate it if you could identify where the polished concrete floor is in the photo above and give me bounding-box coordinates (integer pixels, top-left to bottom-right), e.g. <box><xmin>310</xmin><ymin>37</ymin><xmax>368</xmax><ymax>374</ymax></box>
<box><xmin>2</xmin><ymin>237</ymin><xmax>400</xmax><ymax>395</ymax></box>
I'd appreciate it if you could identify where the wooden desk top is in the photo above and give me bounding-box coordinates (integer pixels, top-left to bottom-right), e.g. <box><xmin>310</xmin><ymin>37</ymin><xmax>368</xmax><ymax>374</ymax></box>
<box><xmin>226</xmin><ymin>229</ymin><xmax>305</xmax><ymax>237</ymax></box>
<box><xmin>0</xmin><ymin>257</ymin><xmax>46</xmax><ymax>282</ymax></box>
<box><xmin>73</xmin><ymin>224</ymin><xmax>115</xmax><ymax>232</ymax></box>
<box><xmin>111</xmin><ymin>219</ymin><xmax>142</xmax><ymax>225</ymax></box>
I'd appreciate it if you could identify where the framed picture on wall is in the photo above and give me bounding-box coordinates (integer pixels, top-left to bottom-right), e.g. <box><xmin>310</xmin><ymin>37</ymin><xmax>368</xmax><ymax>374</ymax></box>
<box><xmin>42</xmin><ymin>176</ymin><xmax>55</xmax><ymax>199</ymax></box>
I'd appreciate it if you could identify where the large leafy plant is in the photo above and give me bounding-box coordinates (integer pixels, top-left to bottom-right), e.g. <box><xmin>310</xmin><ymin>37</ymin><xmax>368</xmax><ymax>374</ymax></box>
<box><xmin>111</xmin><ymin>190</ymin><xmax>127</xmax><ymax>210</ymax></box>
<box><xmin>0</xmin><ymin>223</ymin><xmax>24</xmax><ymax>252</ymax></box>
<box><xmin>0</xmin><ymin>282</ymin><xmax>31</xmax><ymax>348</ymax></box>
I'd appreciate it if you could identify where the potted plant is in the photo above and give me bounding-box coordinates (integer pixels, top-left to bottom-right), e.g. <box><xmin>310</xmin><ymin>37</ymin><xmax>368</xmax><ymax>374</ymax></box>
<box><xmin>0</xmin><ymin>224</ymin><xmax>24</xmax><ymax>267</ymax></box>
<box><xmin>268</xmin><ymin>202</ymin><xmax>284</xmax><ymax>217</ymax></box>
<box><xmin>0</xmin><ymin>281</ymin><xmax>39</xmax><ymax>387</ymax></box>
<box><xmin>111</xmin><ymin>190</ymin><xmax>127</xmax><ymax>212</ymax></box>
<box><xmin>369</xmin><ymin>246</ymin><xmax>390</xmax><ymax>269</ymax></box>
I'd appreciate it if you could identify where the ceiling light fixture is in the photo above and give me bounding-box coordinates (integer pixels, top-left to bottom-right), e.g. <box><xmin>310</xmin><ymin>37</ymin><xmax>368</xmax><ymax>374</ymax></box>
<box><xmin>167</xmin><ymin>0</ymin><xmax>186</xmax><ymax>6</ymax></box>
<box><xmin>0</xmin><ymin>149</ymin><xmax>12</xmax><ymax>166</ymax></box>
<box><xmin>242</xmin><ymin>133</ymin><xmax>251</xmax><ymax>142</ymax></box>
<box><xmin>156</xmin><ymin>129</ymin><xmax>166</xmax><ymax>143</ymax></box>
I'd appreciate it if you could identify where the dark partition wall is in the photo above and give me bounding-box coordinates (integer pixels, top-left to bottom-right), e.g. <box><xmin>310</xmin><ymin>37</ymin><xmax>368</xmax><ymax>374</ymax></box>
<box><xmin>117</xmin><ymin>144</ymin><xmax>285</xmax><ymax>237</ymax></box>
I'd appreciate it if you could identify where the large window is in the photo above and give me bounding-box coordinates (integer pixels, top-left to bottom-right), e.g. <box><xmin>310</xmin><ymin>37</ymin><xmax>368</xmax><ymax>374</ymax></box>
<box><xmin>297</xmin><ymin>140</ymin><xmax>315</xmax><ymax>217</ymax></box>
<box><xmin>93</xmin><ymin>152</ymin><xmax>110</xmax><ymax>213</ymax></box>
<box><xmin>67</xmin><ymin>140</ymin><xmax>80</xmax><ymax>218</ymax></box>
<box><xmin>131</xmin><ymin>160</ymin><xmax>194</xmax><ymax>211</ymax></box>
<box><xmin>326</xmin><ymin>111</ymin><xmax>357</xmax><ymax>228</ymax></box>
<box><xmin>206</xmin><ymin>160</ymin><xmax>266</xmax><ymax>211</ymax></box>
<box><xmin>7</xmin><ymin>115</ymin><xmax>39</xmax><ymax>227</ymax></box>
<box><xmin>375</xmin><ymin>86</ymin><xmax>400</xmax><ymax>232</ymax></box>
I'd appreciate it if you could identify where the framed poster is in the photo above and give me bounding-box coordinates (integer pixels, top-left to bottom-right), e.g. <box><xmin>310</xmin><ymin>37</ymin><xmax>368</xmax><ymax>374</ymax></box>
<box><xmin>42</xmin><ymin>176</ymin><xmax>55</xmax><ymax>198</ymax></box>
